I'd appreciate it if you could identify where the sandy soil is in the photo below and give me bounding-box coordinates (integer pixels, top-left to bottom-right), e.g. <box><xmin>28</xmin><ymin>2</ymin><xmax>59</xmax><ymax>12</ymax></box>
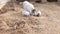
<box><xmin>0</xmin><ymin>2</ymin><xmax>60</xmax><ymax>34</ymax></box>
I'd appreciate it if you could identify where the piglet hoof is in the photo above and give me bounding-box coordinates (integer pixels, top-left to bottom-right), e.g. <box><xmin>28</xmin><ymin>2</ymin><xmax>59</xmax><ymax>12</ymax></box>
<box><xmin>22</xmin><ymin>10</ymin><xmax>30</xmax><ymax>17</ymax></box>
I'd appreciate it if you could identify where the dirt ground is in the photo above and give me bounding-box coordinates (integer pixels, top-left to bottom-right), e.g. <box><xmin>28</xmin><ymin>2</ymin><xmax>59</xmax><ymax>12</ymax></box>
<box><xmin>0</xmin><ymin>2</ymin><xmax>60</xmax><ymax>34</ymax></box>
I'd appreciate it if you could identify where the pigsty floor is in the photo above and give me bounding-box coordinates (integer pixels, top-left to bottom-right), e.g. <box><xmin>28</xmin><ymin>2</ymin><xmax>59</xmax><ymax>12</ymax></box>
<box><xmin>0</xmin><ymin>2</ymin><xmax>60</xmax><ymax>34</ymax></box>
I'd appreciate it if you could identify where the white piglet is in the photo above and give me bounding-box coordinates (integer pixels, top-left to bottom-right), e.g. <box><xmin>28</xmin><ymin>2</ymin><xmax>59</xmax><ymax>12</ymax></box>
<box><xmin>22</xmin><ymin>1</ymin><xmax>41</xmax><ymax>17</ymax></box>
<box><xmin>23</xmin><ymin>1</ymin><xmax>35</xmax><ymax>14</ymax></box>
